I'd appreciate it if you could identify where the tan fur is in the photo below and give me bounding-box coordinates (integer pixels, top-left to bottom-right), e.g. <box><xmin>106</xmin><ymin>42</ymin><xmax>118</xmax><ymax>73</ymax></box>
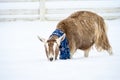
<box><xmin>56</xmin><ymin>11</ymin><xmax>113</xmax><ymax>58</ymax></box>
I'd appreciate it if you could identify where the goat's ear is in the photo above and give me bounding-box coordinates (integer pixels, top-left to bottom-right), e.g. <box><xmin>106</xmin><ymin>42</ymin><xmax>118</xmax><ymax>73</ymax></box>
<box><xmin>56</xmin><ymin>34</ymin><xmax>66</xmax><ymax>45</ymax></box>
<box><xmin>37</xmin><ymin>36</ymin><xmax>46</xmax><ymax>43</ymax></box>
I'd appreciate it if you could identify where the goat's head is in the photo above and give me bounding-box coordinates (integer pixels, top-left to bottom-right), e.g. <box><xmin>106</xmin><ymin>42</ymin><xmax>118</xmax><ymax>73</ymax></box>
<box><xmin>38</xmin><ymin>34</ymin><xmax>65</xmax><ymax>61</ymax></box>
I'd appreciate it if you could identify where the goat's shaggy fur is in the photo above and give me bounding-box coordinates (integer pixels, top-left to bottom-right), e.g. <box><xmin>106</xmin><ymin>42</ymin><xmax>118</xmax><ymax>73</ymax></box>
<box><xmin>56</xmin><ymin>11</ymin><xmax>112</xmax><ymax>57</ymax></box>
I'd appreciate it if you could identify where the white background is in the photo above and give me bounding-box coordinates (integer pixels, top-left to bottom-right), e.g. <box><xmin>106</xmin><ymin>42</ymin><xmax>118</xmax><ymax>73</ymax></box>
<box><xmin>0</xmin><ymin>19</ymin><xmax>120</xmax><ymax>80</ymax></box>
<box><xmin>0</xmin><ymin>0</ymin><xmax>120</xmax><ymax>80</ymax></box>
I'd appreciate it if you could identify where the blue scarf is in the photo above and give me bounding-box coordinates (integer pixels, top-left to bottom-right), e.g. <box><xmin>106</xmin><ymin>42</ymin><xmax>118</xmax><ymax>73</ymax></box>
<box><xmin>50</xmin><ymin>29</ymin><xmax>70</xmax><ymax>60</ymax></box>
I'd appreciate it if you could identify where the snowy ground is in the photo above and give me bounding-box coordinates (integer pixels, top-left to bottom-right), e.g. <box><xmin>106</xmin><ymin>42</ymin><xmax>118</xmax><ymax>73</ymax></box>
<box><xmin>0</xmin><ymin>19</ymin><xmax>120</xmax><ymax>80</ymax></box>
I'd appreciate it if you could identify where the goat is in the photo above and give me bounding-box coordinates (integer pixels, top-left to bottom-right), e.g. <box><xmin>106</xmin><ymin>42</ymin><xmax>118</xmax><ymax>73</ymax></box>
<box><xmin>38</xmin><ymin>11</ymin><xmax>113</xmax><ymax>61</ymax></box>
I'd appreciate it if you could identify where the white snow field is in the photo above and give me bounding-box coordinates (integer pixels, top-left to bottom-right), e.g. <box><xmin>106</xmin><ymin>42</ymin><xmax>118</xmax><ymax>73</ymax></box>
<box><xmin>0</xmin><ymin>19</ymin><xmax>120</xmax><ymax>80</ymax></box>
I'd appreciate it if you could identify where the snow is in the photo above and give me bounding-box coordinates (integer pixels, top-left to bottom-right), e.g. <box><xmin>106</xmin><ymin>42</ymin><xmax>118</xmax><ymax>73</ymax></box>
<box><xmin>0</xmin><ymin>1</ymin><xmax>119</xmax><ymax>10</ymax></box>
<box><xmin>46</xmin><ymin>0</ymin><xmax>120</xmax><ymax>9</ymax></box>
<box><xmin>0</xmin><ymin>2</ymin><xmax>39</xmax><ymax>9</ymax></box>
<box><xmin>0</xmin><ymin>0</ymin><xmax>120</xmax><ymax>79</ymax></box>
<box><xmin>0</xmin><ymin>19</ymin><xmax>120</xmax><ymax>80</ymax></box>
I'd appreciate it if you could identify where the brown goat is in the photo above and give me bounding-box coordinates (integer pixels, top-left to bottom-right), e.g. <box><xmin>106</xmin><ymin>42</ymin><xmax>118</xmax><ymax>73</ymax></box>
<box><xmin>38</xmin><ymin>11</ymin><xmax>112</xmax><ymax>61</ymax></box>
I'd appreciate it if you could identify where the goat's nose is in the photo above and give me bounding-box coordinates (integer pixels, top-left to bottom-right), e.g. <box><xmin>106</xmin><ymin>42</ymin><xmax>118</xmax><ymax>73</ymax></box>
<box><xmin>50</xmin><ymin>57</ymin><xmax>53</xmax><ymax>61</ymax></box>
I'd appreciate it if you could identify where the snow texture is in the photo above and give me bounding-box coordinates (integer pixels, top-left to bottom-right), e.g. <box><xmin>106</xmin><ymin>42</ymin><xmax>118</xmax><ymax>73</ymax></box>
<box><xmin>46</xmin><ymin>0</ymin><xmax>120</xmax><ymax>9</ymax></box>
<box><xmin>0</xmin><ymin>1</ymin><xmax>119</xmax><ymax>10</ymax></box>
<box><xmin>0</xmin><ymin>19</ymin><xmax>120</xmax><ymax>80</ymax></box>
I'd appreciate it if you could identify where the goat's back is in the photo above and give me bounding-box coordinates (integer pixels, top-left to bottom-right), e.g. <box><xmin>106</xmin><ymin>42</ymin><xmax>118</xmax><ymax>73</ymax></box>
<box><xmin>56</xmin><ymin>11</ymin><xmax>107</xmax><ymax>53</ymax></box>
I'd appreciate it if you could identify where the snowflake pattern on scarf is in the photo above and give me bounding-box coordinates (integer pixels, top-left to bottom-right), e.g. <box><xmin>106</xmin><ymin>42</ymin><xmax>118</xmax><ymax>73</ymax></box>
<box><xmin>50</xmin><ymin>29</ymin><xmax>70</xmax><ymax>59</ymax></box>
